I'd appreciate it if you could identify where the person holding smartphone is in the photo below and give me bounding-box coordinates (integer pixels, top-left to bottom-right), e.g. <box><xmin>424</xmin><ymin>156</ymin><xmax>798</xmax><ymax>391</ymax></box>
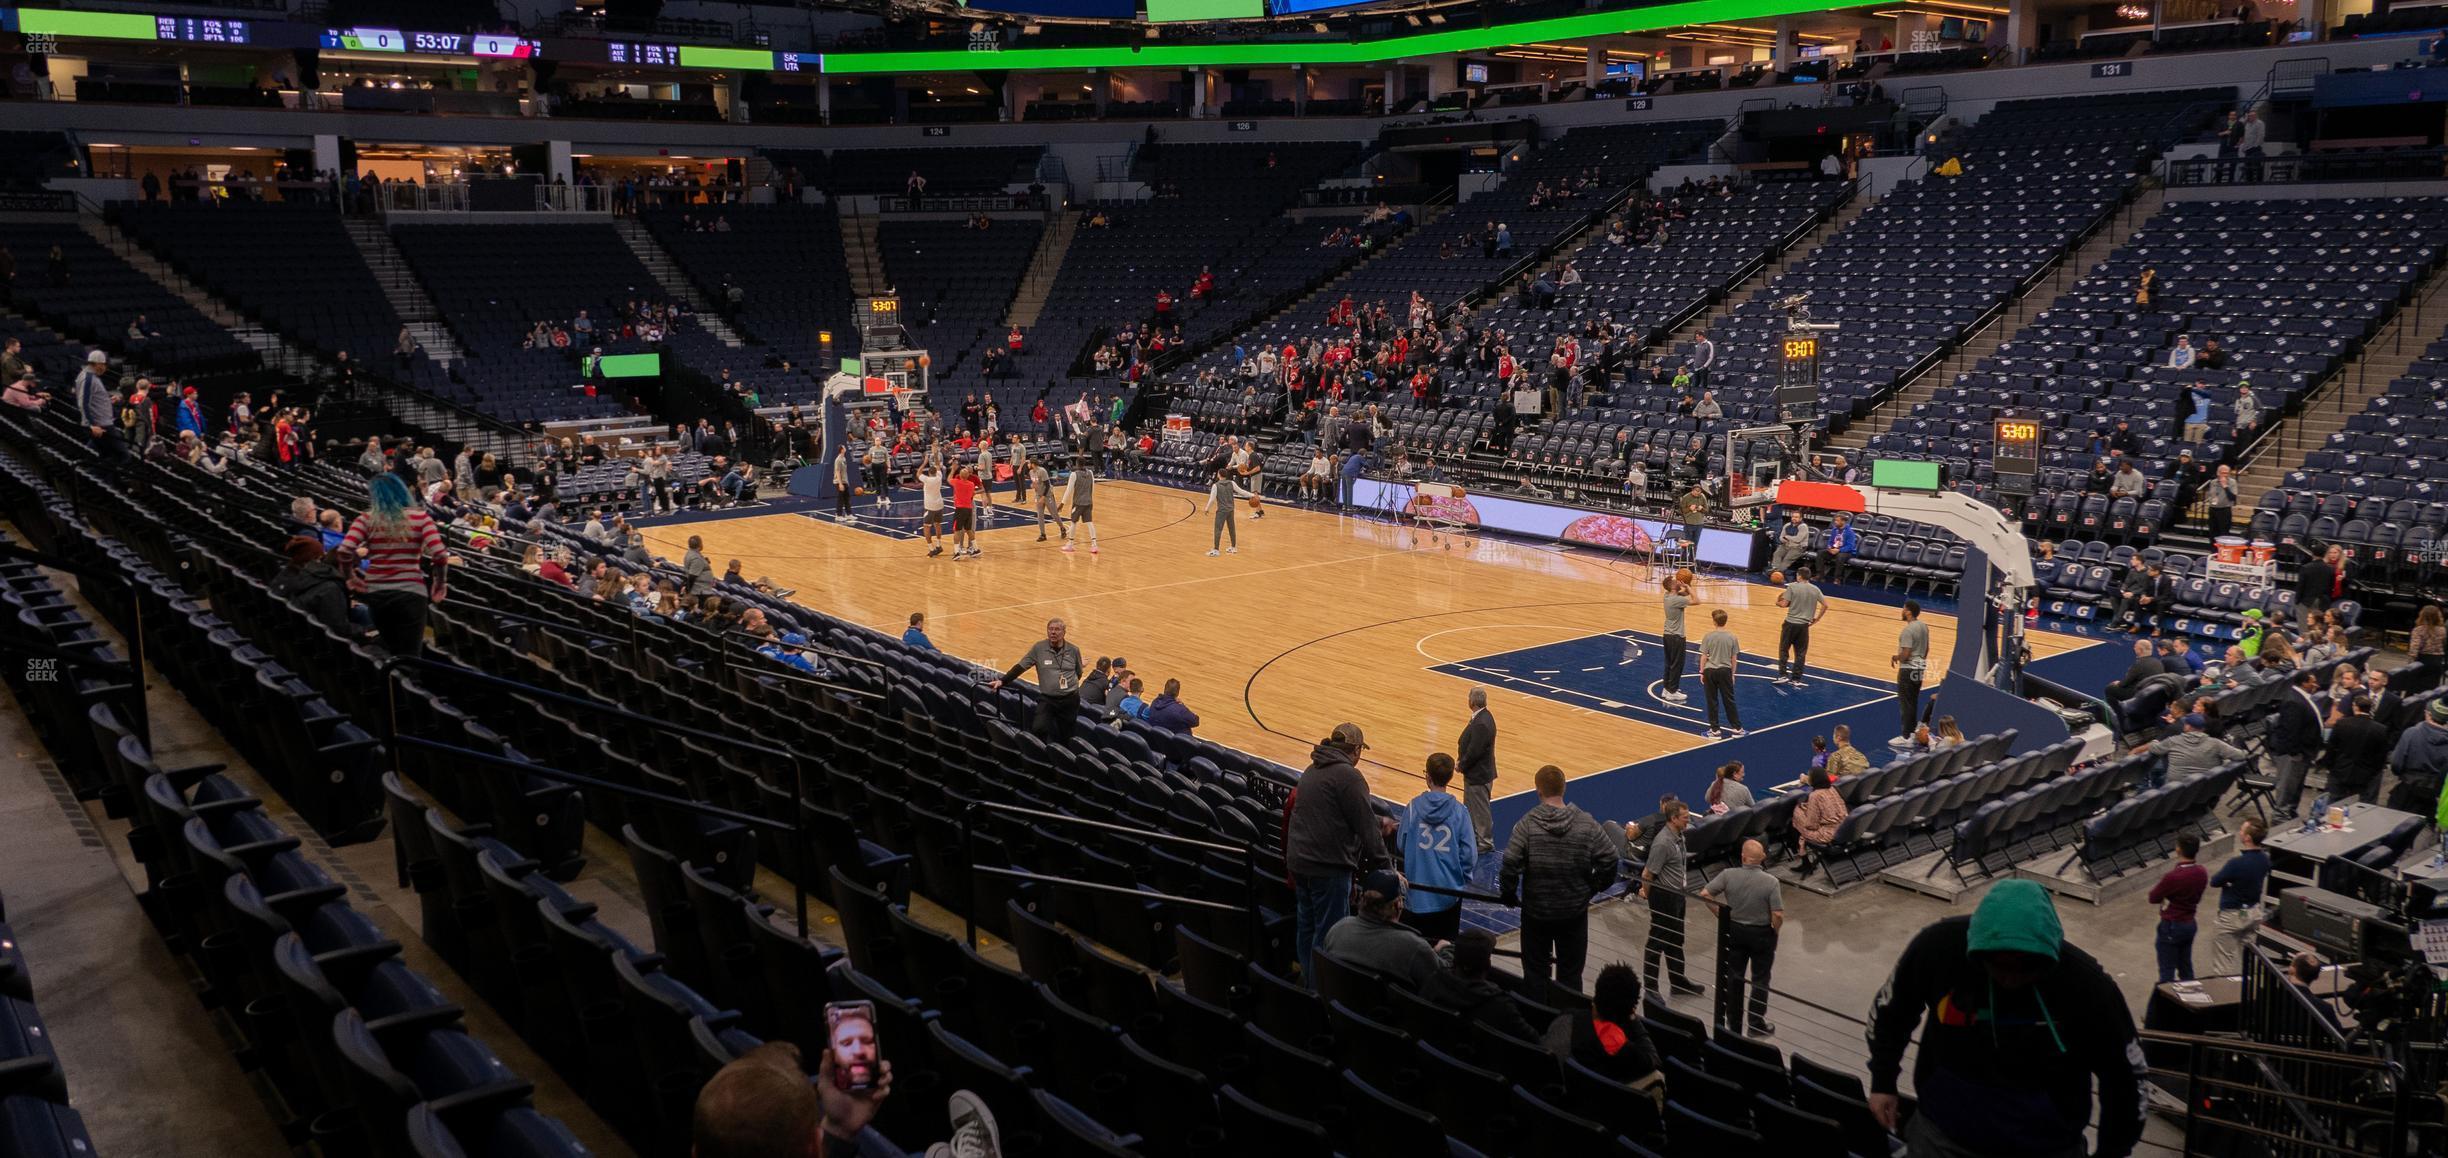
<box><xmin>691</xmin><ymin>1036</ymin><xmax>1008</xmax><ymax>1158</ymax></box>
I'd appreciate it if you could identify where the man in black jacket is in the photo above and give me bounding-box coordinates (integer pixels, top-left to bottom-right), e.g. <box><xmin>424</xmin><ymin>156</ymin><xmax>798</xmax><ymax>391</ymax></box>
<box><xmin>2296</xmin><ymin>544</ymin><xmax>2344</xmax><ymax>630</ymax></box>
<box><xmin>2320</xmin><ymin>694</ymin><xmax>2390</xmax><ymax>803</ymax></box>
<box><xmin>1287</xmin><ymin>723</ymin><xmax>1394</xmax><ymax>984</ymax></box>
<box><xmin>2269</xmin><ymin>668</ymin><xmax>2326</xmax><ymax>818</ymax></box>
<box><xmin>1457</xmin><ymin>687</ymin><xmax>1498</xmax><ymax>854</ymax></box>
<box><xmin>1500</xmin><ymin>765</ymin><xmax>1622</xmax><ymax>1003</ymax></box>
<box><xmin>1867</xmin><ymin>880</ymin><xmax>2147</xmax><ymax>1158</ymax></box>
<box><xmin>2103</xmin><ymin>639</ymin><xmax>2166</xmax><ymax>704</ymax></box>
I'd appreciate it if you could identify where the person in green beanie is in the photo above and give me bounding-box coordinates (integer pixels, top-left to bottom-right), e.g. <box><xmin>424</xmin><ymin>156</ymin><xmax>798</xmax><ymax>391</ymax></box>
<box><xmin>1866</xmin><ymin>879</ymin><xmax>2147</xmax><ymax>1158</ymax></box>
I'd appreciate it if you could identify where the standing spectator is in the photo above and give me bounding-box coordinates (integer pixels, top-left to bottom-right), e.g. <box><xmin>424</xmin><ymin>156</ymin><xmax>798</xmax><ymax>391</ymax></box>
<box><xmin>1499</xmin><ymin>765</ymin><xmax>1620</xmax><ymax>1003</ymax></box>
<box><xmin>1398</xmin><ymin>753</ymin><xmax>1475</xmax><ymax>944</ymax></box>
<box><xmin>77</xmin><ymin>349</ymin><xmax>123</xmax><ymax>466</ymax></box>
<box><xmin>2268</xmin><ymin>669</ymin><xmax>2326</xmax><ymax>819</ymax></box>
<box><xmin>2208</xmin><ymin>819</ymin><xmax>2269</xmax><ymax>975</ymax></box>
<box><xmin>2404</xmin><ymin>604</ymin><xmax>2445</xmax><ymax>694</ymax></box>
<box><xmin>1699</xmin><ymin>609</ymin><xmax>1744</xmax><ymax>738</ymax></box>
<box><xmin>2321</xmin><ymin>695</ymin><xmax>2390</xmax><ymax>802</ymax></box>
<box><xmin>2295</xmin><ymin>544</ymin><xmax>2346</xmax><ymax>630</ymax></box>
<box><xmin>831</xmin><ymin>444</ymin><xmax>856</xmax><ymax>521</ymax></box>
<box><xmin>2182</xmin><ymin>381</ymin><xmax>2215</xmax><ymax>443</ymax></box>
<box><xmin>2147</xmin><ymin>833</ymin><xmax>2207</xmax><ymax>982</ymax></box>
<box><xmin>1819</xmin><ymin>514</ymin><xmax>1858</xmax><ymax>587</ymax></box>
<box><xmin>1688</xmin><ymin>329</ymin><xmax>1716</xmax><ymax>391</ymax></box>
<box><xmin>2203</xmin><ymin>464</ymin><xmax>2240</xmax><ymax>540</ymax></box>
<box><xmin>1866</xmin><ymin>880</ymin><xmax>2147</xmax><ymax>1158</ymax></box>
<box><xmin>335</xmin><ymin>474</ymin><xmax>446</xmax><ymax>656</ymax></box>
<box><xmin>2385</xmin><ymin>698</ymin><xmax>2448</xmax><ymax>815</ymax></box>
<box><xmin>1286</xmin><ymin>723</ymin><xmax>1392</xmax><ymax>982</ymax></box>
<box><xmin>1457</xmin><ymin>687</ymin><xmax>1499</xmax><ymax>854</ymax></box>
<box><xmin>1639</xmin><ymin>801</ymin><xmax>1706</xmax><ymax>999</ymax></box>
<box><xmin>683</xmin><ymin>535</ymin><xmax>715</xmax><ymax>596</ymax></box>
<box><xmin>1700</xmin><ymin>839</ymin><xmax>1784</xmax><ymax>1037</ymax></box>
<box><xmin>1893</xmin><ymin>600</ymin><xmax>1930</xmax><ymax>743</ymax></box>
<box><xmin>2238</xmin><ymin>109</ymin><xmax>2268</xmax><ymax>181</ymax></box>
<box><xmin>989</xmin><ymin>619</ymin><xmax>1086</xmax><ymax>743</ymax></box>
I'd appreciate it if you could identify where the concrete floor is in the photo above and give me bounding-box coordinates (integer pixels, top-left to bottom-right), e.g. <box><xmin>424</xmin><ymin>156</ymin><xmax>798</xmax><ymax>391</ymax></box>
<box><xmin>0</xmin><ymin>704</ymin><xmax>289</xmax><ymax>1157</ymax></box>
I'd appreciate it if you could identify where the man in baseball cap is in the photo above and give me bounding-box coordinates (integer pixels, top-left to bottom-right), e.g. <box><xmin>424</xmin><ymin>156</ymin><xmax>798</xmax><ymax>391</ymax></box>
<box><xmin>1286</xmin><ymin>720</ymin><xmax>1391</xmax><ymax>983</ymax></box>
<box><xmin>1318</xmin><ymin>866</ymin><xmax>1439</xmax><ymax>987</ymax></box>
<box><xmin>74</xmin><ymin>348</ymin><xmax>124</xmax><ymax>466</ymax></box>
<box><xmin>2386</xmin><ymin>695</ymin><xmax>2448</xmax><ymax>817</ymax></box>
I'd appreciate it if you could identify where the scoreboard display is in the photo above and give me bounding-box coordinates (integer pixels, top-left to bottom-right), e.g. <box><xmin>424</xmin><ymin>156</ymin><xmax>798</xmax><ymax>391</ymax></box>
<box><xmin>322</xmin><ymin>27</ymin><xmax>540</xmax><ymax>56</ymax></box>
<box><xmin>1994</xmin><ymin>416</ymin><xmax>2041</xmax><ymax>495</ymax></box>
<box><xmin>1775</xmin><ymin>332</ymin><xmax>1822</xmax><ymax>422</ymax></box>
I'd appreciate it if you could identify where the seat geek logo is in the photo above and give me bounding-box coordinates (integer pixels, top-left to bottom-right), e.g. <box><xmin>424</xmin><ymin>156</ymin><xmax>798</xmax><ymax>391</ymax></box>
<box><xmin>969</xmin><ymin>29</ymin><xmax>1000</xmax><ymax>52</ymax></box>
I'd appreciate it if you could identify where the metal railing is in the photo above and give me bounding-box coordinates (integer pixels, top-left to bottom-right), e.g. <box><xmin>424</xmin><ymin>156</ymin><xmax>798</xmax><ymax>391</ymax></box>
<box><xmin>957</xmin><ymin>799</ymin><xmax>1261</xmax><ymax>951</ymax></box>
<box><xmin>537</xmin><ymin>184</ymin><xmax>612</xmax><ymax>214</ymax></box>
<box><xmin>2165</xmin><ymin>147</ymin><xmax>2448</xmax><ymax>188</ymax></box>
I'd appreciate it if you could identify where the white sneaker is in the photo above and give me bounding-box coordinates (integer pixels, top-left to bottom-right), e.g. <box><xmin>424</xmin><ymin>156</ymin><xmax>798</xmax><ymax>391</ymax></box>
<box><xmin>1769</xmin><ymin>676</ymin><xmax>1792</xmax><ymax>686</ymax></box>
<box><xmin>1729</xmin><ymin>728</ymin><xmax>1747</xmax><ymax>737</ymax></box>
<box><xmin>1227</xmin><ymin>546</ymin><xmax>1238</xmax><ymax>554</ymax></box>
<box><xmin>1208</xmin><ymin>549</ymin><xmax>1221</xmax><ymax>557</ymax></box>
<box><xmin>1063</xmin><ymin>542</ymin><xmax>1076</xmax><ymax>552</ymax></box>
<box><xmin>1090</xmin><ymin>544</ymin><xmax>1099</xmax><ymax>554</ymax></box>
<box><xmin>1791</xmin><ymin>681</ymin><xmax>1809</xmax><ymax>689</ymax></box>
<box><xmin>1707</xmin><ymin>728</ymin><xmax>1726</xmax><ymax>739</ymax></box>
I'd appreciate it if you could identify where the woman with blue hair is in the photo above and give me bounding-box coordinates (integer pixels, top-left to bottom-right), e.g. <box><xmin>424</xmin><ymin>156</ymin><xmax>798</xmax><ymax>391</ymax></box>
<box><xmin>336</xmin><ymin>472</ymin><xmax>446</xmax><ymax>655</ymax></box>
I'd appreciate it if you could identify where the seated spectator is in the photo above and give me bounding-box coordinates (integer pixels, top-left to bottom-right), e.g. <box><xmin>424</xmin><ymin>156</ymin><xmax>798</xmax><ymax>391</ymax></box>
<box><xmin>903</xmin><ymin>611</ymin><xmax>936</xmax><ymax>651</ymax></box>
<box><xmin>2166</xmin><ymin>335</ymin><xmax>2196</xmax><ymax>369</ymax></box>
<box><xmin>2</xmin><ymin>368</ymin><xmax>46</xmax><ymax>410</ymax></box>
<box><xmin>1791</xmin><ymin>769</ymin><xmax>1849</xmax><ymax>856</ymax></box>
<box><xmin>270</xmin><ymin>535</ymin><xmax>354</xmax><ymax>636</ymax></box>
<box><xmin>125</xmin><ymin>314</ymin><xmax>160</xmax><ymax>343</ymax></box>
<box><xmin>1145</xmin><ymin>678</ymin><xmax>1200</xmax><ymax>734</ymax></box>
<box><xmin>1116</xmin><ymin>678</ymin><xmax>1148</xmax><ymax>720</ymax></box>
<box><xmin>2109</xmin><ymin>460</ymin><xmax>2149</xmax><ymax>500</ymax></box>
<box><xmin>2197</xmin><ymin>338</ymin><xmax>2227</xmax><ymax>370</ymax></box>
<box><xmin>1420</xmin><ymin>929</ymin><xmax>1536</xmax><ymax>1040</ymax></box>
<box><xmin>688</xmin><ymin>1040</ymin><xmax>914</xmax><ymax>1158</ymax></box>
<box><xmin>1319</xmin><ymin>868</ymin><xmax>1440</xmax><ymax>988</ymax></box>
<box><xmin>1542</xmin><ymin>964</ymin><xmax>1662</xmax><ymax>1087</ymax></box>
<box><xmin>1824</xmin><ymin>724</ymin><xmax>1870</xmax><ymax>777</ymax></box>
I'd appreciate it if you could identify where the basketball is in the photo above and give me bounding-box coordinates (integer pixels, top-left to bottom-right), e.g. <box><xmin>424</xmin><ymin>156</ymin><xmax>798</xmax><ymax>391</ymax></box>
<box><xmin>1674</xmin><ymin>568</ymin><xmax>1693</xmax><ymax>588</ymax></box>
<box><xmin>1769</xmin><ymin>570</ymin><xmax>1785</xmax><ymax>585</ymax></box>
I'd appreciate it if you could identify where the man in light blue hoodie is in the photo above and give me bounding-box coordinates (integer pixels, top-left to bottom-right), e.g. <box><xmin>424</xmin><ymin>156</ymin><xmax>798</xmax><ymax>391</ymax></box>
<box><xmin>1399</xmin><ymin>753</ymin><xmax>1477</xmax><ymax>944</ymax></box>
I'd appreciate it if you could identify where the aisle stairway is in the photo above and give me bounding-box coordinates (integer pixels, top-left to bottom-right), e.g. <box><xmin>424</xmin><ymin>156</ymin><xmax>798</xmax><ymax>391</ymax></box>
<box><xmin>1005</xmin><ymin>208</ymin><xmax>1081</xmax><ymax>331</ymax></box>
<box><xmin>612</xmin><ymin>217</ymin><xmax>745</xmax><ymax>348</ymax></box>
<box><xmin>340</xmin><ymin>218</ymin><xmax>470</xmax><ymax>366</ymax></box>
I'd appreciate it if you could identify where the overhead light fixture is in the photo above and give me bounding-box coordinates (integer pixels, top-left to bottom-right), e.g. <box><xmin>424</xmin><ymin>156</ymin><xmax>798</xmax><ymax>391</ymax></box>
<box><xmin>1023</xmin><ymin>23</ymin><xmax>1041</xmax><ymax>33</ymax></box>
<box><xmin>1312</xmin><ymin>22</ymin><xmax>1328</xmax><ymax>32</ymax></box>
<box><xmin>2114</xmin><ymin>3</ymin><xmax>2149</xmax><ymax>17</ymax></box>
<box><xmin>1427</xmin><ymin>13</ymin><xmax>1445</xmax><ymax>24</ymax></box>
<box><xmin>1405</xmin><ymin>14</ymin><xmax>1421</xmax><ymax>25</ymax></box>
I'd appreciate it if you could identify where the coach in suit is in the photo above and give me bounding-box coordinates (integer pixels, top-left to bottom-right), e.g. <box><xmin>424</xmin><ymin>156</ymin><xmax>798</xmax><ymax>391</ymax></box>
<box><xmin>1458</xmin><ymin>688</ymin><xmax>1498</xmax><ymax>854</ymax></box>
<box><xmin>2268</xmin><ymin>669</ymin><xmax>2326</xmax><ymax>819</ymax></box>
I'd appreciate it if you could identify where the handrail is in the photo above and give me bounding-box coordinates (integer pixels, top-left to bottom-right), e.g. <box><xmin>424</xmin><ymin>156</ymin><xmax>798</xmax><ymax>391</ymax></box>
<box><xmin>959</xmin><ymin>797</ymin><xmax>1260</xmax><ymax>950</ymax></box>
<box><xmin>720</xmin><ymin>627</ymin><xmax>892</xmax><ymax>671</ymax></box>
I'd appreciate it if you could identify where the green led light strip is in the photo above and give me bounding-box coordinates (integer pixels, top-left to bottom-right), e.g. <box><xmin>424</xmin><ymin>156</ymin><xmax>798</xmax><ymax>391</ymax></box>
<box><xmin>679</xmin><ymin>45</ymin><xmax>780</xmax><ymax>70</ymax></box>
<box><xmin>822</xmin><ymin>0</ymin><xmax>1842</xmax><ymax>74</ymax></box>
<box><xmin>16</xmin><ymin>9</ymin><xmax>160</xmax><ymax>40</ymax></box>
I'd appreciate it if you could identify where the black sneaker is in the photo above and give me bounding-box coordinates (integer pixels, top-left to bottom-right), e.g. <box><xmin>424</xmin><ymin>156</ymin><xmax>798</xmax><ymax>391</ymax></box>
<box><xmin>1671</xmin><ymin>980</ymin><xmax>1707</xmax><ymax>997</ymax></box>
<box><xmin>1749</xmin><ymin>1020</ymin><xmax>1777</xmax><ymax>1037</ymax></box>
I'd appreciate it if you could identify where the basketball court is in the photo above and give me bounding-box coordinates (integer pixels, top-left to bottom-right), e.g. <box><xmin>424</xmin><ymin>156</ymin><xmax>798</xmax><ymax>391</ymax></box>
<box><xmin>643</xmin><ymin>479</ymin><xmax>2106</xmax><ymax>827</ymax></box>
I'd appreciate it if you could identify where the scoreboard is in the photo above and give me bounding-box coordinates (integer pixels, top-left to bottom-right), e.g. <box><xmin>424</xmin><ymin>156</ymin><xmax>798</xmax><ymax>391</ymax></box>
<box><xmin>1994</xmin><ymin>416</ymin><xmax>2041</xmax><ymax>495</ymax></box>
<box><xmin>1775</xmin><ymin>332</ymin><xmax>1822</xmax><ymax>423</ymax></box>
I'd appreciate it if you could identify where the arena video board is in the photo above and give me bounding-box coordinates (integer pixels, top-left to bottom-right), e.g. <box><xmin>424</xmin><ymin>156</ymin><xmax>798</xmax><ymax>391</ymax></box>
<box><xmin>1146</xmin><ymin>0</ymin><xmax>1264</xmax><ymax>21</ymax></box>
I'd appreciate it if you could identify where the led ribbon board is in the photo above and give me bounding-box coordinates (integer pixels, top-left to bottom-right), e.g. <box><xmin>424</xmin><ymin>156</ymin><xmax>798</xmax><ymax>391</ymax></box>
<box><xmin>821</xmin><ymin>0</ymin><xmax>1857</xmax><ymax>73</ymax></box>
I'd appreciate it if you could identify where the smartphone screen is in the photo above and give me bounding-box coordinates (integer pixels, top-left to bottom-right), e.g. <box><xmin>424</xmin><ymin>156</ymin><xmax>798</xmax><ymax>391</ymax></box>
<box><xmin>825</xmin><ymin>1000</ymin><xmax>880</xmax><ymax>1092</ymax></box>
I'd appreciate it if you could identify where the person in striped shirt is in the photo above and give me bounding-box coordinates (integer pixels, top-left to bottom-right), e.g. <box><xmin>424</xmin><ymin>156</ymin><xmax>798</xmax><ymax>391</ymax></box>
<box><xmin>336</xmin><ymin>473</ymin><xmax>445</xmax><ymax>656</ymax></box>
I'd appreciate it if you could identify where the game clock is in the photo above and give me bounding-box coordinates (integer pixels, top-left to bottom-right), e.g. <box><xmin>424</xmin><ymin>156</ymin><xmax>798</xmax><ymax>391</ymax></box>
<box><xmin>1994</xmin><ymin>416</ymin><xmax>2041</xmax><ymax>495</ymax></box>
